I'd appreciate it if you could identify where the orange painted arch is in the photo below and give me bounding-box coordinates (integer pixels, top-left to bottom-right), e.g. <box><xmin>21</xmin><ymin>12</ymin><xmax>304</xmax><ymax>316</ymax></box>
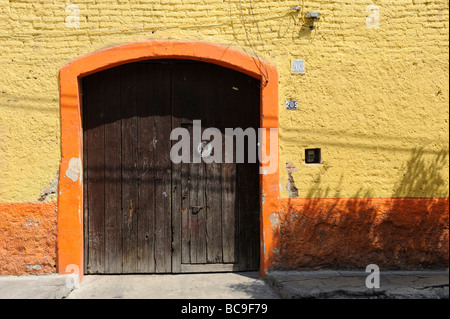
<box><xmin>58</xmin><ymin>40</ymin><xmax>279</xmax><ymax>279</ymax></box>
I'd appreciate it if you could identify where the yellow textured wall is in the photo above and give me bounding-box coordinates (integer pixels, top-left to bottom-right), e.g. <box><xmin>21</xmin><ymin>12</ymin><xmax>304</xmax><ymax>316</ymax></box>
<box><xmin>0</xmin><ymin>0</ymin><xmax>448</xmax><ymax>202</ymax></box>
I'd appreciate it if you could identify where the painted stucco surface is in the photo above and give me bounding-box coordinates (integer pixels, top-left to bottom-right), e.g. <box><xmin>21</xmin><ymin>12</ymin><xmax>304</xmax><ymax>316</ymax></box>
<box><xmin>0</xmin><ymin>0</ymin><xmax>448</xmax><ymax>202</ymax></box>
<box><xmin>0</xmin><ymin>203</ymin><xmax>57</xmax><ymax>275</ymax></box>
<box><xmin>273</xmin><ymin>198</ymin><xmax>449</xmax><ymax>270</ymax></box>
<box><xmin>0</xmin><ymin>0</ymin><xmax>448</xmax><ymax>274</ymax></box>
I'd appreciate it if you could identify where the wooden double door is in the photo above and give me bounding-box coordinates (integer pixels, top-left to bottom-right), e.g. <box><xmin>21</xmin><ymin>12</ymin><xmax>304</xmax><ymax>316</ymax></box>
<box><xmin>82</xmin><ymin>60</ymin><xmax>260</xmax><ymax>274</ymax></box>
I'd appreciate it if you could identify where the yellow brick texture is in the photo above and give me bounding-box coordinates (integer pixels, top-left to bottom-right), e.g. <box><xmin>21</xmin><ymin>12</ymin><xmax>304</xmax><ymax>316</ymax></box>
<box><xmin>0</xmin><ymin>0</ymin><xmax>448</xmax><ymax>201</ymax></box>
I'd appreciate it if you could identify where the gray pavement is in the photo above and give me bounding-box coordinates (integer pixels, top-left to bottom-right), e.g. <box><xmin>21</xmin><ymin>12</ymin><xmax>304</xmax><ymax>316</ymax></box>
<box><xmin>265</xmin><ymin>270</ymin><xmax>449</xmax><ymax>299</ymax></box>
<box><xmin>0</xmin><ymin>274</ymin><xmax>72</xmax><ymax>299</ymax></box>
<box><xmin>1</xmin><ymin>270</ymin><xmax>448</xmax><ymax>299</ymax></box>
<box><xmin>66</xmin><ymin>272</ymin><xmax>279</xmax><ymax>299</ymax></box>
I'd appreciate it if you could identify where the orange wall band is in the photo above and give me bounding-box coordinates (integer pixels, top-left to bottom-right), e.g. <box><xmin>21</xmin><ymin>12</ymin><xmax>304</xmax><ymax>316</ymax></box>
<box><xmin>1</xmin><ymin>197</ymin><xmax>447</xmax><ymax>275</ymax></box>
<box><xmin>274</xmin><ymin>197</ymin><xmax>449</xmax><ymax>270</ymax></box>
<box><xmin>58</xmin><ymin>40</ymin><xmax>280</xmax><ymax>279</ymax></box>
<box><xmin>0</xmin><ymin>202</ymin><xmax>57</xmax><ymax>275</ymax></box>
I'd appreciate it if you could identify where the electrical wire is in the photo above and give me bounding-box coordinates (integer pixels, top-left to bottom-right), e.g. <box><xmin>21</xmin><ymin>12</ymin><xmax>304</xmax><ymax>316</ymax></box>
<box><xmin>0</xmin><ymin>10</ymin><xmax>292</xmax><ymax>40</ymax></box>
<box><xmin>238</xmin><ymin>0</ymin><xmax>269</xmax><ymax>86</ymax></box>
<box><xmin>0</xmin><ymin>5</ymin><xmax>296</xmax><ymax>77</ymax></box>
<box><xmin>248</xmin><ymin>0</ymin><xmax>269</xmax><ymax>86</ymax></box>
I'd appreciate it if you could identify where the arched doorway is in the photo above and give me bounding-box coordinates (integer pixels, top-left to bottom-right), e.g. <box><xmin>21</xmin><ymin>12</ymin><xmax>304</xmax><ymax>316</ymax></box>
<box><xmin>58</xmin><ymin>40</ymin><xmax>279</xmax><ymax>279</ymax></box>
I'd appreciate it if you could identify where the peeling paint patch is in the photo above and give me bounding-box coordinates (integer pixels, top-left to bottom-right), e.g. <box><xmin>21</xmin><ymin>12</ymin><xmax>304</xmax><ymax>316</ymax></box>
<box><xmin>26</xmin><ymin>264</ymin><xmax>42</xmax><ymax>270</ymax></box>
<box><xmin>38</xmin><ymin>171</ymin><xmax>59</xmax><ymax>201</ymax></box>
<box><xmin>66</xmin><ymin>158</ymin><xmax>81</xmax><ymax>182</ymax></box>
<box><xmin>286</xmin><ymin>162</ymin><xmax>299</xmax><ymax>199</ymax></box>
<box><xmin>269</xmin><ymin>213</ymin><xmax>279</xmax><ymax>228</ymax></box>
<box><xmin>25</xmin><ymin>218</ymin><xmax>39</xmax><ymax>227</ymax></box>
<box><xmin>261</xmin><ymin>193</ymin><xmax>267</xmax><ymax>204</ymax></box>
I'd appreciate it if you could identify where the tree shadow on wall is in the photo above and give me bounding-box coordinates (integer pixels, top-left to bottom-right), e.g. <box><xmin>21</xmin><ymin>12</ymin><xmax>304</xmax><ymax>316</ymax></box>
<box><xmin>385</xmin><ymin>147</ymin><xmax>449</xmax><ymax>268</ymax></box>
<box><xmin>273</xmin><ymin>147</ymin><xmax>449</xmax><ymax>271</ymax></box>
<box><xmin>393</xmin><ymin>147</ymin><xmax>449</xmax><ymax>198</ymax></box>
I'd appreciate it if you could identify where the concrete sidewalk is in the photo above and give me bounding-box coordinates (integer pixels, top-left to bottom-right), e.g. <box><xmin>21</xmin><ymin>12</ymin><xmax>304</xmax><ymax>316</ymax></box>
<box><xmin>0</xmin><ymin>272</ymin><xmax>279</xmax><ymax>299</ymax></box>
<box><xmin>265</xmin><ymin>270</ymin><xmax>449</xmax><ymax>299</ymax></box>
<box><xmin>66</xmin><ymin>272</ymin><xmax>279</xmax><ymax>299</ymax></box>
<box><xmin>0</xmin><ymin>274</ymin><xmax>72</xmax><ymax>299</ymax></box>
<box><xmin>0</xmin><ymin>270</ymin><xmax>448</xmax><ymax>299</ymax></box>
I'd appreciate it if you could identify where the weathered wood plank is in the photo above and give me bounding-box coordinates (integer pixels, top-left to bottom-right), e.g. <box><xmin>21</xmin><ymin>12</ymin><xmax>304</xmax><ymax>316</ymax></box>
<box><xmin>121</xmin><ymin>64</ymin><xmax>139</xmax><ymax>274</ymax></box>
<box><xmin>191</xmin><ymin>160</ymin><xmax>207</xmax><ymax>264</ymax></box>
<box><xmin>189</xmin><ymin>64</ymin><xmax>207</xmax><ymax>265</ymax></box>
<box><xmin>205</xmin><ymin>158</ymin><xmax>223</xmax><ymax>263</ymax></box>
<box><xmin>136</xmin><ymin>64</ymin><xmax>156</xmax><ymax>273</ymax></box>
<box><xmin>153</xmin><ymin>64</ymin><xmax>172</xmax><ymax>273</ymax></box>
<box><xmin>103</xmin><ymin>67</ymin><xmax>123</xmax><ymax>274</ymax></box>
<box><xmin>181</xmin><ymin>151</ymin><xmax>191</xmax><ymax>265</ymax></box>
<box><xmin>171</xmin><ymin>129</ymin><xmax>182</xmax><ymax>272</ymax></box>
<box><xmin>84</xmin><ymin>73</ymin><xmax>105</xmax><ymax>274</ymax></box>
<box><xmin>203</xmin><ymin>67</ymin><xmax>224</xmax><ymax>264</ymax></box>
<box><xmin>171</xmin><ymin>65</ymin><xmax>185</xmax><ymax>272</ymax></box>
<box><xmin>220</xmin><ymin>70</ymin><xmax>240</xmax><ymax>265</ymax></box>
<box><xmin>222</xmin><ymin>150</ymin><xmax>238</xmax><ymax>264</ymax></box>
<box><xmin>171</xmin><ymin>65</ymin><xmax>192</xmax><ymax>266</ymax></box>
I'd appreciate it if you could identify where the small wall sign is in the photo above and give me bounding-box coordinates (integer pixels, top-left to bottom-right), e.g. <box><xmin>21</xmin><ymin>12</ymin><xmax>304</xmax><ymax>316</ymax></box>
<box><xmin>285</xmin><ymin>100</ymin><xmax>298</xmax><ymax>110</ymax></box>
<box><xmin>292</xmin><ymin>59</ymin><xmax>305</xmax><ymax>74</ymax></box>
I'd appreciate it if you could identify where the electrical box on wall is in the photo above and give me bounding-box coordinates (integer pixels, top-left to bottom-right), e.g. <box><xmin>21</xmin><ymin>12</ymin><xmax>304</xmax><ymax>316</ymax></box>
<box><xmin>305</xmin><ymin>148</ymin><xmax>321</xmax><ymax>164</ymax></box>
